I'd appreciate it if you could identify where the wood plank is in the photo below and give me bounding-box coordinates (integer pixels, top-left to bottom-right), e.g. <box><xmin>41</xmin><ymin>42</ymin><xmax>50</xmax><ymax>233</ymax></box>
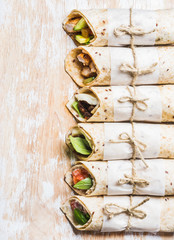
<box><xmin>0</xmin><ymin>0</ymin><xmax>174</xmax><ymax>239</ymax></box>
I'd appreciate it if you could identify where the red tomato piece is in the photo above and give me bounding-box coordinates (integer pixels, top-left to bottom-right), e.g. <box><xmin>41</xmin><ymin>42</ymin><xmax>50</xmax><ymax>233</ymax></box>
<box><xmin>72</xmin><ymin>168</ymin><xmax>89</xmax><ymax>184</ymax></box>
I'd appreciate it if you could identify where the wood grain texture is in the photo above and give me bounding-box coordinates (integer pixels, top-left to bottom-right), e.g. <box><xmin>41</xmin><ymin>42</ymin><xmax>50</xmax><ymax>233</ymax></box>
<box><xmin>1</xmin><ymin>0</ymin><xmax>174</xmax><ymax>239</ymax></box>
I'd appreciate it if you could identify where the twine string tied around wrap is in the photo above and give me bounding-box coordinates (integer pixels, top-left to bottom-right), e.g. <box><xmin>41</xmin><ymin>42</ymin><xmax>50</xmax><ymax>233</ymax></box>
<box><xmin>118</xmin><ymin>86</ymin><xmax>149</xmax><ymax>112</ymax></box>
<box><xmin>109</xmin><ymin>132</ymin><xmax>148</xmax><ymax>168</ymax></box>
<box><xmin>118</xmin><ymin>174</ymin><xmax>149</xmax><ymax>187</ymax></box>
<box><xmin>114</xmin><ymin>24</ymin><xmax>155</xmax><ymax>37</ymax></box>
<box><xmin>119</xmin><ymin>62</ymin><xmax>157</xmax><ymax>77</ymax></box>
<box><xmin>114</xmin><ymin>9</ymin><xmax>150</xmax><ymax>168</ymax></box>
<box><xmin>104</xmin><ymin>197</ymin><xmax>150</xmax><ymax>220</ymax></box>
<box><xmin>110</xmin><ymin>8</ymin><xmax>151</xmax><ymax>194</ymax></box>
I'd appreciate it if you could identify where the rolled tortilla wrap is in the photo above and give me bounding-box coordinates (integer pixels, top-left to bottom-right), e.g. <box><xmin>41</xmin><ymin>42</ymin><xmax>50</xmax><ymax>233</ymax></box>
<box><xmin>61</xmin><ymin>195</ymin><xmax>174</xmax><ymax>232</ymax></box>
<box><xmin>65</xmin><ymin>46</ymin><xmax>174</xmax><ymax>87</ymax></box>
<box><xmin>65</xmin><ymin>161</ymin><xmax>107</xmax><ymax>196</ymax></box>
<box><xmin>67</xmin><ymin>85</ymin><xmax>174</xmax><ymax>123</ymax></box>
<box><xmin>65</xmin><ymin>160</ymin><xmax>174</xmax><ymax>196</ymax></box>
<box><xmin>65</xmin><ymin>123</ymin><xmax>174</xmax><ymax>161</ymax></box>
<box><xmin>63</xmin><ymin>9</ymin><xmax>174</xmax><ymax>46</ymax></box>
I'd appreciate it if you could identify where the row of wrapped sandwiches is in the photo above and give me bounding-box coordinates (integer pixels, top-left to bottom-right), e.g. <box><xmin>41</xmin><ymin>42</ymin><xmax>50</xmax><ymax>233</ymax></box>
<box><xmin>61</xmin><ymin>8</ymin><xmax>174</xmax><ymax>233</ymax></box>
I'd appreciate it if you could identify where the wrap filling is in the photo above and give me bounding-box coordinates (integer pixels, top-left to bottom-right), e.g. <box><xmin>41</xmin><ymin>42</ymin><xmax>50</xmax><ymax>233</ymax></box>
<box><xmin>70</xmin><ymin>199</ymin><xmax>90</xmax><ymax>225</ymax></box>
<box><xmin>68</xmin><ymin>127</ymin><xmax>93</xmax><ymax>157</ymax></box>
<box><xmin>72</xmin><ymin>91</ymin><xmax>99</xmax><ymax>120</ymax></box>
<box><xmin>72</xmin><ymin>48</ymin><xmax>98</xmax><ymax>84</ymax></box>
<box><xmin>72</xmin><ymin>167</ymin><xmax>93</xmax><ymax>192</ymax></box>
<box><xmin>64</xmin><ymin>17</ymin><xmax>94</xmax><ymax>45</ymax></box>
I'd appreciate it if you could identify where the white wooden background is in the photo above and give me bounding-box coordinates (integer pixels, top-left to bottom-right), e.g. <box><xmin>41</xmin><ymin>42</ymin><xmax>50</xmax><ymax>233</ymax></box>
<box><xmin>1</xmin><ymin>0</ymin><xmax>174</xmax><ymax>239</ymax></box>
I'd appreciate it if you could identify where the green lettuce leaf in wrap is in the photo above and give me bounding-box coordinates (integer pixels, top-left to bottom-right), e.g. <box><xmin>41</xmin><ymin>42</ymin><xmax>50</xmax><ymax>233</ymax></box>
<box><xmin>73</xmin><ymin>177</ymin><xmax>93</xmax><ymax>190</ymax></box>
<box><xmin>69</xmin><ymin>136</ymin><xmax>92</xmax><ymax>156</ymax></box>
<box><xmin>72</xmin><ymin>167</ymin><xmax>93</xmax><ymax>191</ymax></box>
<box><xmin>70</xmin><ymin>199</ymin><xmax>91</xmax><ymax>226</ymax></box>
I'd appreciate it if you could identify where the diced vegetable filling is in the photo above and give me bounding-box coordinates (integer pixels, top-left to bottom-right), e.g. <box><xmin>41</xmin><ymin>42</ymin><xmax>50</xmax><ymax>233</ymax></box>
<box><xmin>76</xmin><ymin>51</ymin><xmax>97</xmax><ymax>84</ymax></box>
<box><xmin>69</xmin><ymin>135</ymin><xmax>92</xmax><ymax>156</ymax></box>
<box><xmin>65</xmin><ymin>17</ymin><xmax>94</xmax><ymax>45</ymax></box>
<box><xmin>72</xmin><ymin>168</ymin><xmax>93</xmax><ymax>190</ymax></box>
<box><xmin>71</xmin><ymin>200</ymin><xmax>90</xmax><ymax>225</ymax></box>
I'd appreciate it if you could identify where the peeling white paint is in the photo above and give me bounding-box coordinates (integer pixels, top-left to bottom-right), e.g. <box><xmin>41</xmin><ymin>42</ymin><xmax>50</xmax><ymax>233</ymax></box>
<box><xmin>20</xmin><ymin>67</ymin><xmax>30</xmax><ymax>82</ymax></box>
<box><xmin>47</xmin><ymin>157</ymin><xmax>58</xmax><ymax>170</ymax></box>
<box><xmin>42</xmin><ymin>181</ymin><xmax>54</xmax><ymax>201</ymax></box>
<box><xmin>6</xmin><ymin>88</ymin><xmax>16</xmax><ymax>115</ymax></box>
<box><xmin>0</xmin><ymin>0</ymin><xmax>12</xmax><ymax>26</ymax></box>
<box><xmin>144</xmin><ymin>234</ymin><xmax>162</xmax><ymax>240</ymax></box>
<box><xmin>0</xmin><ymin>199</ymin><xmax>29</xmax><ymax>238</ymax></box>
<box><xmin>21</xmin><ymin>90</ymin><xmax>39</xmax><ymax>108</ymax></box>
<box><xmin>23</xmin><ymin>18</ymin><xmax>32</xmax><ymax>53</ymax></box>
<box><xmin>17</xmin><ymin>109</ymin><xmax>46</xmax><ymax>135</ymax></box>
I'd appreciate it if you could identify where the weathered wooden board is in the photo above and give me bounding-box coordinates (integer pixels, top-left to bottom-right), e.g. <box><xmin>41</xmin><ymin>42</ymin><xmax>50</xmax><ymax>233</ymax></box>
<box><xmin>1</xmin><ymin>0</ymin><xmax>174</xmax><ymax>239</ymax></box>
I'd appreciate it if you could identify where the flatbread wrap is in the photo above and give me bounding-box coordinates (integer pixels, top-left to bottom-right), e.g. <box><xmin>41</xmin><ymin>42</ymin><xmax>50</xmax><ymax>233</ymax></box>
<box><xmin>67</xmin><ymin>85</ymin><xmax>174</xmax><ymax>123</ymax></box>
<box><xmin>63</xmin><ymin>9</ymin><xmax>174</xmax><ymax>47</ymax></box>
<box><xmin>61</xmin><ymin>195</ymin><xmax>174</xmax><ymax>232</ymax></box>
<box><xmin>65</xmin><ymin>160</ymin><xmax>174</xmax><ymax>196</ymax></box>
<box><xmin>65</xmin><ymin>46</ymin><xmax>174</xmax><ymax>87</ymax></box>
<box><xmin>65</xmin><ymin>123</ymin><xmax>174</xmax><ymax>161</ymax></box>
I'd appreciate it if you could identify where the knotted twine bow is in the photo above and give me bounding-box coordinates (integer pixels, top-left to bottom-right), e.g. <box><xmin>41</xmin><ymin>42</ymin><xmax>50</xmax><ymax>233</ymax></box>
<box><xmin>114</xmin><ymin>11</ymin><xmax>157</xmax><ymax>124</ymax></box>
<box><xmin>119</xmin><ymin>62</ymin><xmax>157</xmax><ymax>77</ymax></box>
<box><xmin>110</xmin><ymin>8</ymin><xmax>153</xmax><ymax>168</ymax></box>
<box><xmin>114</xmin><ymin>25</ymin><xmax>155</xmax><ymax>37</ymax></box>
<box><xmin>118</xmin><ymin>174</ymin><xmax>149</xmax><ymax>187</ymax></box>
<box><xmin>104</xmin><ymin>10</ymin><xmax>152</xmax><ymax>230</ymax></box>
<box><xmin>104</xmin><ymin>197</ymin><xmax>150</xmax><ymax>220</ymax></box>
<box><xmin>109</xmin><ymin>132</ymin><xmax>148</xmax><ymax>168</ymax></box>
<box><xmin>118</xmin><ymin>86</ymin><xmax>149</xmax><ymax>113</ymax></box>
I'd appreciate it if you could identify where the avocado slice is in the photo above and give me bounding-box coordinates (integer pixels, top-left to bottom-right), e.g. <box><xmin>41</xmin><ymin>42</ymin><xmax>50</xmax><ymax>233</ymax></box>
<box><xmin>83</xmin><ymin>77</ymin><xmax>95</xmax><ymax>84</ymax></box>
<box><xmin>75</xmin><ymin>35</ymin><xmax>90</xmax><ymax>44</ymax></box>
<box><xmin>74</xmin><ymin>18</ymin><xmax>88</xmax><ymax>31</ymax></box>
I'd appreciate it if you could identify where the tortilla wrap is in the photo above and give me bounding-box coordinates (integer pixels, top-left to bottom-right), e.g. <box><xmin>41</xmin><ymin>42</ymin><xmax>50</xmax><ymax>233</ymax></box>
<box><xmin>61</xmin><ymin>195</ymin><xmax>174</xmax><ymax>232</ymax></box>
<box><xmin>65</xmin><ymin>160</ymin><xmax>174</xmax><ymax>196</ymax></box>
<box><xmin>65</xmin><ymin>46</ymin><xmax>174</xmax><ymax>87</ymax></box>
<box><xmin>67</xmin><ymin>85</ymin><xmax>174</xmax><ymax>123</ymax></box>
<box><xmin>65</xmin><ymin>123</ymin><xmax>174</xmax><ymax>161</ymax></box>
<box><xmin>63</xmin><ymin>9</ymin><xmax>174</xmax><ymax>47</ymax></box>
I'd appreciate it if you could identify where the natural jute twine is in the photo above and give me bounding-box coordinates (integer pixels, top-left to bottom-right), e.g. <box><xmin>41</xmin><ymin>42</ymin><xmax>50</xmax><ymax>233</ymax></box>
<box><xmin>104</xmin><ymin>8</ymin><xmax>156</xmax><ymax>229</ymax></box>
<box><xmin>104</xmin><ymin>196</ymin><xmax>150</xmax><ymax>230</ymax></box>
